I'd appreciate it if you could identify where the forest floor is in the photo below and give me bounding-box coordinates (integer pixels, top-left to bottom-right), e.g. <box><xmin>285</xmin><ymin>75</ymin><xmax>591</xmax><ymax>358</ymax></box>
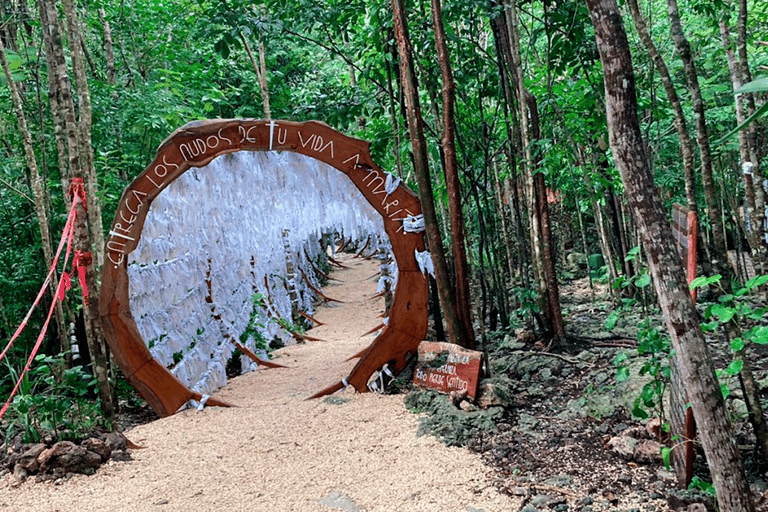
<box><xmin>2</xmin><ymin>254</ymin><xmax>768</xmax><ymax>511</ymax></box>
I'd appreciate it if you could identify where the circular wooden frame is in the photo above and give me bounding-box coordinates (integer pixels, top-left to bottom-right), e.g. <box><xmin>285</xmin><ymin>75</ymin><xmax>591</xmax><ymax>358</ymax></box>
<box><xmin>99</xmin><ymin>119</ymin><xmax>428</xmax><ymax>416</ymax></box>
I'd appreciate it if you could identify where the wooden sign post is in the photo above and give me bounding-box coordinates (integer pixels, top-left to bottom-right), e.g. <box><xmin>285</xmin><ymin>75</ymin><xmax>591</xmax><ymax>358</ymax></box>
<box><xmin>669</xmin><ymin>203</ymin><xmax>698</xmax><ymax>487</ymax></box>
<box><xmin>413</xmin><ymin>342</ymin><xmax>483</xmax><ymax>400</ymax></box>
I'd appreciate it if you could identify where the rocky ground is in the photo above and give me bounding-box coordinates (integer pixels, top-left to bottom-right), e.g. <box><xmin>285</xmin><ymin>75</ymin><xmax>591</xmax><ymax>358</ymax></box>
<box><xmin>443</xmin><ymin>276</ymin><xmax>768</xmax><ymax>512</ymax></box>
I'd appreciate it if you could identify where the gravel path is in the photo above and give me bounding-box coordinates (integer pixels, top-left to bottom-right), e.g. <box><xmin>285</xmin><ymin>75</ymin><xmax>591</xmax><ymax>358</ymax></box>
<box><xmin>1</xmin><ymin>254</ymin><xmax>519</xmax><ymax>512</ymax></box>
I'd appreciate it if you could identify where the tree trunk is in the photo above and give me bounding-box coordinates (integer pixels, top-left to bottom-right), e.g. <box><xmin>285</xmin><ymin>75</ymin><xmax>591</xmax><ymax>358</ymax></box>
<box><xmin>505</xmin><ymin>2</ymin><xmax>551</xmax><ymax>333</ymax></box>
<box><xmin>626</xmin><ymin>0</ymin><xmax>697</xmax><ymax>213</ymax></box>
<box><xmin>527</xmin><ymin>94</ymin><xmax>565</xmax><ymax>343</ymax></box>
<box><xmin>98</xmin><ymin>8</ymin><xmax>115</xmax><ymax>84</ymax></box>
<box><xmin>586</xmin><ymin>1</ymin><xmax>754</xmax><ymax>509</ymax></box>
<box><xmin>391</xmin><ymin>0</ymin><xmax>466</xmax><ymax>348</ymax></box>
<box><xmin>429</xmin><ymin>0</ymin><xmax>476</xmax><ymax>349</ymax></box>
<box><xmin>721</xmin><ymin>13</ymin><xmax>766</xmax><ymax>274</ymax></box>
<box><xmin>0</xmin><ymin>36</ymin><xmax>68</xmax><ymax>356</ymax></box>
<box><xmin>667</xmin><ymin>0</ymin><xmax>728</xmax><ymax>268</ymax></box>
<box><xmin>40</xmin><ymin>0</ymin><xmax>115</xmax><ymax>424</ymax></box>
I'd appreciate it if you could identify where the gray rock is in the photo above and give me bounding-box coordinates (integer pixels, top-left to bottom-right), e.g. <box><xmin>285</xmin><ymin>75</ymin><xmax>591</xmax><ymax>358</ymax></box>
<box><xmin>477</xmin><ymin>377</ymin><xmax>512</xmax><ymax>408</ymax></box>
<box><xmin>318</xmin><ymin>490</ymin><xmax>359</xmax><ymax>512</ymax></box>
<box><xmin>82</xmin><ymin>438</ymin><xmax>111</xmax><ymax>461</ymax></box>
<box><xmin>518</xmin><ymin>413</ymin><xmax>540</xmax><ymax>433</ymax></box>
<box><xmin>530</xmin><ymin>494</ymin><xmax>555</xmax><ymax>506</ymax></box>
<box><xmin>633</xmin><ymin>440</ymin><xmax>662</xmax><ymax>463</ymax></box>
<box><xmin>607</xmin><ymin>435</ymin><xmax>637</xmax><ymax>461</ymax></box>
<box><xmin>544</xmin><ymin>473</ymin><xmax>574</xmax><ymax>488</ymax></box>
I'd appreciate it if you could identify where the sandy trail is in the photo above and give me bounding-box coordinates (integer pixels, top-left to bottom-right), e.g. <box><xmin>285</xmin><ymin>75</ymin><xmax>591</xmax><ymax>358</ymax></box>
<box><xmin>1</xmin><ymin>254</ymin><xmax>519</xmax><ymax>512</ymax></box>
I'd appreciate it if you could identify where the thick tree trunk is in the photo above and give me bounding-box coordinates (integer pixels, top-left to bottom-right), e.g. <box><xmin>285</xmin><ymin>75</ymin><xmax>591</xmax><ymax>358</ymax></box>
<box><xmin>391</xmin><ymin>0</ymin><xmax>465</xmax><ymax>348</ymax></box>
<box><xmin>429</xmin><ymin>0</ymin><xmax>476</xmax><ymax>349</ymax></box>
<box><xmin>586</xmin><ymin>1</ymin><xmax>754</xmax><ymax>509</ymax></box>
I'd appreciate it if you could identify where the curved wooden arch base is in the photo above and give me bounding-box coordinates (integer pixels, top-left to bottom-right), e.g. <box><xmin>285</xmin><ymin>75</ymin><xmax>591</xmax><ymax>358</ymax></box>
<box><xmin>99</xmin><ymin>119</ymin><xmax>428</xmax><ymax>417</ymax></box>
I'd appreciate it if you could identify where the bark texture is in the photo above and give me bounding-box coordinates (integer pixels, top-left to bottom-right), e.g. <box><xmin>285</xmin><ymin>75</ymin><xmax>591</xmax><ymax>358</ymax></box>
<box><xmin>430</xmin><ymin>0</ymin><xmax>476</xmax><ymax>349</ymax></box>
<box><xmin>391</xmin><ymin>0</ymin><xmax>465</xmax><ymax>347</ymax></box>
<box><xmin>586</xmin><ymin>1</ymin><xmax>754</xmax><ymax>510</ymax></box>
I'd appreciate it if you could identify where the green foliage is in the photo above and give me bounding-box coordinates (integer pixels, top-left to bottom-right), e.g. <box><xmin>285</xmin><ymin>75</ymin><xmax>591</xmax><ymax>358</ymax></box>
<box><xmin>613</xmin><ymin>320</ymin><xmax>671</xmax><ymax>421</ymax></box>
<box><xmin>239</xmin><ymin>293</ymin><xmax>269</xmax><ymax>352</ymax></box>
<box><xmin>689</xmin><ymin>476</ymin><xmax>717</xmax><ymax>497</ymax></box>
<box><xmin>3</xmin><ymin>354</ymin><xmax>107</xmax><ymax>445</ymax></box>
<box><xmin>691</xmin><ymin>274</ymin><xmax>768</xmax><ymax>401</ymax></box>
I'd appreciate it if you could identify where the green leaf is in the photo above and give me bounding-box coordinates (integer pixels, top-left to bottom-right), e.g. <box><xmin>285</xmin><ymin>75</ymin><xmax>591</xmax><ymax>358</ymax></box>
<box><xmin>730</xmin><ymin>338</ymin><xmax>745</xmax><ymax>352</ymax></box>
<box><xmin>746</xmin><ymin>326</ymin><xmax>768</xmax><ymax>345</ymax></box>
<box><xmin>710</xmin><ymin>304</ymin><xmax>735</xmax><ymax>323</ymax></box>
<box><xmin>632</xmin><ymin>401</ymin><xmax>649</xmax><ymax>419</ymax></box>
<box><xmin>690</xmin><ymin>275</ymin><xmax>721</xmax><ymax>290</ymax></box>
<box><xmin>725</xmin><ymin>359</ymin><xmax>744</xmax><ymax>376</ymax></box>
<box><xmin>635</xmin><ymin>273</ymin><xmax>651</xmax><ymax>288</ymax></box>
<box><xmin>605</xmin><ymin>310</ymin><xmax>619</xmax><ymax>331</ymax></box>
<box><xmin>720</xmin><ymin>382</ymin><xmax>730</xmax><ymax>400</ymax></box>
<box><xmin>661</xmin><ymin>445</ymin><xmax>672</xmax><ymax>471</ymax></box>
<box><xmin>713</xmin><ymin>101</ymin><xmax>768</xmax><ymax>144</ymax></box>
<box><xmin>744</xmin><ymin>274</ymin><xmax>768</xmax><ymax>291</ymax></box>
<box><xmin>736</xmin><ymin>77</ymin><xmax>768</xmax><ymax>94</ymax></box>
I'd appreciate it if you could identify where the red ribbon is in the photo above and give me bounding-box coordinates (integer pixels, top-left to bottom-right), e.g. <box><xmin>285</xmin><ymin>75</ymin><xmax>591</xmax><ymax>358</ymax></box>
<box><xmin>0</xmin><ymin>179</ymin><xmax>91</xmax><ymax>421</ymax></box>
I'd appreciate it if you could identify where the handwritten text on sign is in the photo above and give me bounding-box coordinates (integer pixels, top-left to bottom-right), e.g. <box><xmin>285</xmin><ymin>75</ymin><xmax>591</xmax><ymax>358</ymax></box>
<box><xmin>413</xmin><ymin>342</ymin><xmax>482</xmax><ymax>400</ymax></box>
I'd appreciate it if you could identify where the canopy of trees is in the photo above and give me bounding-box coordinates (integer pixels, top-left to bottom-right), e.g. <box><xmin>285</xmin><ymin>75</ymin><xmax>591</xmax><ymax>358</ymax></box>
<box><xmin>1</xmin><ymin>0</ymin><xmax>767</xmax><ymax>508</ymax></box>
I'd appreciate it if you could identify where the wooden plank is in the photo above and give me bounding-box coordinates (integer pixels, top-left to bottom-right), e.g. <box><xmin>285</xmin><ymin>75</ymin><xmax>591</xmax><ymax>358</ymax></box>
<box><xmin>412</xmin><ymin>342</ymin><xmax>483</xmax><ymax>400</ymax></box>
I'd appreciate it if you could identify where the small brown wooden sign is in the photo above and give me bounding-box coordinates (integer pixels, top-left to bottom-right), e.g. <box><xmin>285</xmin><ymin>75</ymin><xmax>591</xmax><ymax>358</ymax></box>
<box><xmin>413</xmin><ymin>342</ymin><xmax>482</xmax><ymax>400</ymax></box>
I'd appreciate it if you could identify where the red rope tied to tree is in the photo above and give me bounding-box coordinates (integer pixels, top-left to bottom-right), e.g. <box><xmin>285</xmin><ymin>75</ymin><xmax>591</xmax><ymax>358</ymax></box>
<box><xmin>0</xmin><ymin>178</ymin><xmax>89</xmax><ymax>420</ymax></box>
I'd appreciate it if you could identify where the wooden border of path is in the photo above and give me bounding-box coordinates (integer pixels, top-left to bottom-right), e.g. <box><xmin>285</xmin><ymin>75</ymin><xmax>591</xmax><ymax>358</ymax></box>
<box><xmin>100</xmin><ymin>119</ymin><xmax>429</xmax><ymax>416</ymax></box>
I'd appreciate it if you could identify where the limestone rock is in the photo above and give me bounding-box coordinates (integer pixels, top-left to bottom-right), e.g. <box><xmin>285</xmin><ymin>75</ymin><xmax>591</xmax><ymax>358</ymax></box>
<box><xmin>607</xmin><ymin>435</ymin><xmax>637</xmax><ymax>461</ymax></box>
<box><xmin>634</xmin><ymin>440</ymin><xmax>663</xmax><ymax>464</ymax></box>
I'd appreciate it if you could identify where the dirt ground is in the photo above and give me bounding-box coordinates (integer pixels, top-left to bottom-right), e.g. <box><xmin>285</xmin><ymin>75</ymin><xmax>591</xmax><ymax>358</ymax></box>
<box><xmin>0</xmin><ymin>255</ymin><xmax>519</xmax><ymax>512</ymax></box>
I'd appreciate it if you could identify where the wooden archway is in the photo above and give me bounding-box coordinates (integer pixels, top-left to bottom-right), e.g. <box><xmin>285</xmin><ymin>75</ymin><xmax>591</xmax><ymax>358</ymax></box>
<box><xmin>99</xmin><ymin>119</ymin><xmax>428</xmax><ymax>416</ymax></box>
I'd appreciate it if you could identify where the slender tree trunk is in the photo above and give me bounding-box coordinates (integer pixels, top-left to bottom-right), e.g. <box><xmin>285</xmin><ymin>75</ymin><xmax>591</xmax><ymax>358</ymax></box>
<box><xmin>385</xmin><ymin>43</ymin><xmax>404</xmax><ymax>178</ymax></box>
<box><xmin>527</xmin><ymin>94</ymin><xmax>565</xmax><ymax>343</ymax></box>
<box><xmin>40</xmin><ymin>0</ymin><xmax>115</xmax><ymax>424</ymax></box>
<box><xmin>391</xmin><ymin>0</ymin><xmax>466</xmax><ymax>348</ymax></box>
<box><xmin>0</xmin><ymin>37</ymin><xmax>68</xmax><ymax>356</ymax></box>
<box><xmin>98</xmin><ymin>8</ymin><xmax>115</xmax><ymax>84</ymax></box>
<box><xmin>63</xmin><ymin>0</ymin><xmax>105</xmax><ymax>269</ymax></box>
<box><xmin>257</xmin><ymin>41</ymin><xmax>271</xmax><ymax>119</ymax></box>
<box><xmin>493</xmin><ymin>160</ymin><xmax>517</xmax><ymax>281</ymax></box>
<box><xmin>506</xmin><ymin>2</ymin><xmax>550</xmax><ymax>332</ymax></box>
<box><xmin>721</xmin><ymin>19</ymin><xmax>763</xmax><ymax>260</ymax></box>
<box><xmin>626</xmin><ymin>0</ymin><xmax>697</xmax><ymax>213</ymax></box>
<box><xmin>241</xmin><ymin>35</ymin><xmax>271</xmax><ymax>119</ymax></box>
<box><xmin>430</xmin><ymin>0</ymin><xmax>475</xmax><ymax>349</ymax></box>
<box><xmin>586</xmin><ymin>1</ymin><xmax>754</xmax><ymax>509</ymax></box>
<box><xmin>667</xmin><ymin>0</ymin><xmax>729</xmax><ymax>268</ymax></box>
